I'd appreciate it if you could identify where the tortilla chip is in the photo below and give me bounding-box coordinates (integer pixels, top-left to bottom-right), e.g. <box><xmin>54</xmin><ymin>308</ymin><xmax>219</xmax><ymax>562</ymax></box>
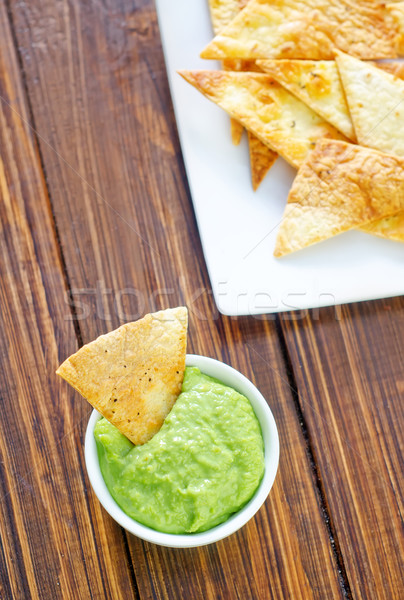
<box><xmin>224</xmin><ymin>59</ymin><xmax>277</xmax><ymax>177</ymax></box>
<box><xmin>56</xmin><ymin>307</ymin><xmax>188</xmax><ymax>445</ymax></box>
<box><xmin>210</xmin><ymin>5</ymin><xmax>259</xmax><ymax>145</ymax></box>
<box><xmin>230</xmin><ymin>118</ymin><xmax>244</xmax><ymax>145</ymax></box>
<box><xmin>208</xmin><ymin>3</ymin><xmax>268</xmax><ymax>160</ymax></box>
<box><xmin>222</xmin><ymin>59</ymin><xmax>251</xmax><ymax>145</ymax></box>
<box><xmin>248</xmin><ymin>131</ymin><xmax>278</xmax><ymax>189</ymax></box>
<box><xmin>201</xmin><ymin>0</ymin><xmax>402</xmax><ymax>60</ymax></box>
<box><xmin>274</xmin><ymin>140</ymin><xmax>404</xmax><ymax>256</ymax></box>
<box><xmin>257</xmin><ymin>59</ymin><xmax>355</xmax><ymax>140</ymax></box>
<box><xmin>387</xmin><ymin>2</ymin><xmax>404</xmax><ymax>54</ymax></box>
<box><xmin>336</xmin><ymin>52</ymin><xmax>404</xmax><ymax>243</ymax></box>
<box><xmin>222</xmin><ymin>59</ymin><xmax>276</xmax><ymax>178</ymax></box>
<box><xmin>222</xmin><ymin>59</ymin><xmax>271</xmax><ymax>182</ymax></box>
<box><xmin>356</xmin><ymin>57</ymin><xmax>404</xmax><ymax>243</ymax></box>
<box><xmin>335</xmin><ymin>50</ymin><xmax>404</xmax><ymax>157</ymax></box>
<box><xmin>376</xmin><ymin>59</ymin><xmax>404</xmax><ymax>80</ymax></box>
<box><xmin>207</xmin><ymin>0</ymin><xmax>244</xmax><ymax>35</ymax></box>
<box><xmin>361</xmin><ymin>213</ymin><xmax>404</xmax><ymax>242</ymax></box>
<box><xmin>256</xmin><ymin>59</ymin><xmax>404</xmax><ymax>141</ymax></box>
<box><xmin>178</xmin><ymin>70</ymin><xmax>346</xmax><ymax>168</ymax></box>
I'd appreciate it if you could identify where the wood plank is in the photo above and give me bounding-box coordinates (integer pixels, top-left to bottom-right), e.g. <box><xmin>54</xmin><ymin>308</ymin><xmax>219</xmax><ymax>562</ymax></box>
<box><xmin>281</xmin><ymin>299</ymin><xmax>404</xmax><ymax>600</ymax></box>
<box><xmin>7</xmin><ymin>0</ymin><xmax>348</xmax><ymax>597</ymax></box>
<box><xmin>0</xmin><ymin>3</ymin><xmax>136</xmax><ymax>598</ymax></box>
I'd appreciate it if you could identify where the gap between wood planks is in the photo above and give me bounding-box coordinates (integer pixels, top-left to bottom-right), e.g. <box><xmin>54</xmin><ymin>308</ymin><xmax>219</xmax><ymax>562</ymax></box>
<box><xmin>274</xmin><ymin>315</ymin><xmax>353</xmax><ymax>599</ymax></box>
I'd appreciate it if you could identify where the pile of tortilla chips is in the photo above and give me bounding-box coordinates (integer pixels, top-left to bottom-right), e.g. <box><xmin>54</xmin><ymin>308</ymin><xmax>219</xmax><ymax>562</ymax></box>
<box><xmin>57</xmin><ymin>307</ymin><xmax>188</xmax><ymax>445</ymax></box>
<box><xmin>179</xmin><ymin>0</ymin><xmax>404</xmax><ymax>255</ymax></box>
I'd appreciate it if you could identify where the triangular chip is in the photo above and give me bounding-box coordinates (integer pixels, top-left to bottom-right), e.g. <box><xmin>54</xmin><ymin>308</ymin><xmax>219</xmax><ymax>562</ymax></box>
<box><xmin>256</xmin><ymin>59</ymin><xmax>404</xmax><ymax>141</ymax></box>
<box><xmin>230</xmin><ymin>117</ymin><xmax>244</xmax><ymax>145</ymax></box>
<box><xmin>376</xmin><ymin>58</ymin><xmax>404</xmax><ymax>80</ymax></box>
<box><xmin>209</xmin><ymin>5</ymin><xmax>259</xmax><ymax>146</ymax></box>
<box><xmin>207</xmin><ymin>1</ymin><xmax>277</xmax><ymax>187</ymax></box>
<box><xmin>257</xmin><ymin>59</ymin><xmax>355</xmax><ymax>140</ymax></box>
<box><xmin>359</xmin><ymin>61</ymin><xmax>404</xmax><ymax>242</ymax></box>
<box><xmin>247</xmin><ymin>130</ymin><xmax>278</xmax><ymax>189</ymax></box>
<box><xmin>222</xmin><ymin>58</ymin><xmax>263</xmax><ymax>145</ymax></box>
<box><xmin>208</xmin><ymin>0</ymin><xmax>249</xmax><ymax>35</ymax></box>
<box><xmin>56</xmin><ymin>307</ymin><xmax>188</xmax><ymax>445</ymax></box>
<box><xmin>223</xmin><ymin>60</ymin><xmax>249</xmax><ymax>145</ymax></box>
<box><xmin>223</xmin><ymin>58</ymin><xmax>261</xmax><ymax>73</ymax></box>
<box><xmin>178</xmin><ymin>70</ymin><xmax>346</xmax><ymax>168</ymax></box>
<box><xmin>201</xmin><ymin>0</ymin><xmax>402</xmax><ymax>60</ymax></box>
<box><xmin>361</xmin><ymin>212</ymin><xmax>404</xmax><ymax>242</ymax></box>
<box><xmin>274</xmin><ymin>140</ymin><xmax>404</xmax><ymax>256</ymax></box>
<box><xmin>335</xmin><ymin>51</ymin><xmax>404</xmax><ymax>242</ymax></box>
<box><xmin>222</xmin><ymin>58</ymin><xmax>277</xmax><ymax>181</ymax></box>
<box><xmin>387</xmin><ymin>2</ymin><xmax>404</xmax><ymax>54</ymax></box>
<box><xmin>335</xmin><ymin>50</ymin><xmax>404</xmax><ymax>156</ymax></box>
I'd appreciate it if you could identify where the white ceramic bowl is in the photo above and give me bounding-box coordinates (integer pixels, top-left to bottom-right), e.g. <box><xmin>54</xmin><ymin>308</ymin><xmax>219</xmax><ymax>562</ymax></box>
<box><xmin>85</xmin><ymin>354</ymin><xmax>279</xmax><ymax>548</ymax></box>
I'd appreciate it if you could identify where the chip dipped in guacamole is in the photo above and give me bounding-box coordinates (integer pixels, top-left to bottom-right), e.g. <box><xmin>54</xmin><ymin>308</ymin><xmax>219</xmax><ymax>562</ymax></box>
<box><xmin>57</xmin><ymin>307</ymin><xmax>188</xmax><ymax>445</ymax></box>
<box><xmin>94</xmin><ymin>366</ymin><xmax>265</xmax><ymax>534</ymax></box>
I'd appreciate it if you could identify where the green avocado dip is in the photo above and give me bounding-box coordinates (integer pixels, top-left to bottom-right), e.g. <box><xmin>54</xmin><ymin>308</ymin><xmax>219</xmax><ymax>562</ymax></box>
<box><xmin>94</xmin><ymin>366</ymin><xmax>265</xmax><ymax>534</ymax></box>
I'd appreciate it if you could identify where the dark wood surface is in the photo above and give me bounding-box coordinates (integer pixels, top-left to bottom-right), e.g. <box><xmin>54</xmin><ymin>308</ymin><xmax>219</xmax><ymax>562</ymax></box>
<box><xmin>0</xmin><ymin>0</ymin><xmax>403</xmax><ymax>598</ymax></box>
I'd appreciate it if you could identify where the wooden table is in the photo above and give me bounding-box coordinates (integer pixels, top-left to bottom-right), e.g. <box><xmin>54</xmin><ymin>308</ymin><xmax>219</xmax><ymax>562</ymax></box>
<box><xmin>0</xmin><ymin>1</ymin><xmax>403</xmax><ymax>598</ymax></box>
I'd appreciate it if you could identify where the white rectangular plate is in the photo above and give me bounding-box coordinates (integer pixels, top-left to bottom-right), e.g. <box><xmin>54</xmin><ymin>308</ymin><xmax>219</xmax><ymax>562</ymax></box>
<box><xmin>156</xmin><ymin>0</ymin><xmax>404</xmax><ymax>316</ymax></box>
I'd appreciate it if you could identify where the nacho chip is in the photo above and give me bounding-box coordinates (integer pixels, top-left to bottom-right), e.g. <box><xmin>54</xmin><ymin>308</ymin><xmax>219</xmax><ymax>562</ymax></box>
<box><xmin>209</xmin><ymin>6</ymin><xmax>257</xmax><ymax>146</ymax></box>
<box><xmin>256</xmin><ymin>59</ymin><xmax>404</xmax><ymax>141</ymax></box>
<box><xmin>223</xmin><ymin>57</ymin><xmax>263</xmax><ymax>145</ymax></box>
<box><xmin>222</xmin><ymin>59</ymin><xmax>252</xmax><ymax>145</ymax></box>
<box><xmin>335</xmin><ymin>50</ymin><xmax>404</xmax><ymax>157</ymax></box>
<box><xmin>247</xmin><ymin>131</ymin><xmax>278</xmax><ymax>189</ymax></box>
<box><xmin>224</xmin><ymin>48</ymin><xmax>277</xmax><ymax>180</ymax></box>
<box><xmin>387</xmin><ymin>2</ymin><xmax>404</xmax><ymax>54</ymax></box>
<box><xmin>230</xmin><ymin>118</ymin><xmax>244</xmax><ymax>145</ymax></box>
<box><xmin>56</xmin><ymin>307</ymin><xmax>188</xmax><ymax>445</ymax></box>
<box><xmin>178</xmin><ymin>70</ymin><xmax>346</xmax><ymax>168</ymax></box>
<box><xmin>207</xmin><ymin>2</ymin><xmax>257</xmax><ymax>51</ymax></box>
<box><xmin>222</xmin><ymin>58</ymin><xmax>277</xmax><ymax>182</ymax></box>
<box><xmin>208</xmin><ymin>0</ymin><xmax>246</xmax><ymax>35</ymax></box>
<box><xmin>361</xmin><ymin>213</ymin><xmax>404</xmax><ymax>242</ymax></box>
<box><xmin>257</xmin><ymin>59</ymin><xmax>355</xmax><ymax>140</ymax></box>
<box><xmin>201</xmin><ymin>0</ymin><xmax>402</xmax><ymax>60</ymax></box>
<box><xmin>336</xmin><ymin>52</ymin><xmax>404</xmax><ymax>243</ymax></box>
<box><xmin>376</xmin><ymin>59</ymin><xmax>404</xmax><ymax>80</ymax></box>
<box><xmin>224</xmin><ymin>60</ymin><xmax>277</xmax><ymax>181</ymax></box>
<box><xmin>208</xmin><ymin>0</ymin><xmax>276</xmax><ymax>188</ymax></box>
<box><xmin>335</xmin><ymin>52</ymin><xmax>404</xmax><ymax>242</ymax></box>
<box><xmin>274</xmin><ymin>140</ymin><xmax>404</xmax><ymax>256</ymax></box>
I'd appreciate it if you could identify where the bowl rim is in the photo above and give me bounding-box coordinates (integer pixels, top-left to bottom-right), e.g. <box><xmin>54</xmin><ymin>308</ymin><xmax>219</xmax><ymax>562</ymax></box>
<box><xmin>85</xmin><ymin>353</ymin><xmax>279</xmax><ymax>548</ymax></box>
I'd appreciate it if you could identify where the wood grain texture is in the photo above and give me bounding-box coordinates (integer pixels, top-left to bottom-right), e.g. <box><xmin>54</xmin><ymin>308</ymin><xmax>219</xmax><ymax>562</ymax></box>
<box><xmin>281</xmin><ymin>300</ymin><xmax>404</xmax><ymax>600</ymax></box>
<box><xmin>5</xmin><ymin>0</ymin><xmax>349</xmax><ymax>598</ymax></box>
<box><xmin>0</xmin><ymin>2</ymin><xmax>136</xmax><ymax>598</ymax></box>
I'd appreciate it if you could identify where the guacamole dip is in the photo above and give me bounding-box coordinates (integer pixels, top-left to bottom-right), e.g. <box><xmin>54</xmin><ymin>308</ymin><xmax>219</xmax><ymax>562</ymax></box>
<box><xmin>94</xmin><ymin>367</ymin><xmax>265</xmax><ymax>534</ymax></box>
